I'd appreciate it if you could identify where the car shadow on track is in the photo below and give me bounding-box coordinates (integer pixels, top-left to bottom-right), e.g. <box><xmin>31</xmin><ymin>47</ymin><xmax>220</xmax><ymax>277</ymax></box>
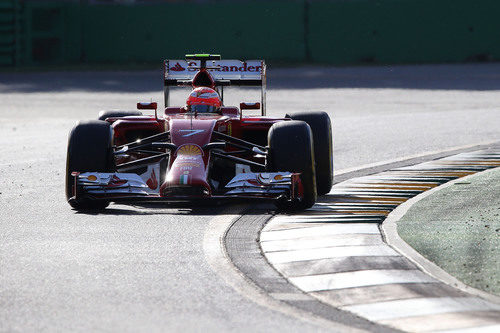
<box><xmin>72</xmin><ymin>201</ymin><xmax>276</xmax><ymax>216</ymax></box>
<box><xmin>4</xmin><ymin>63</ymin><xmax>500</xmax><ymax>93</ymax></box>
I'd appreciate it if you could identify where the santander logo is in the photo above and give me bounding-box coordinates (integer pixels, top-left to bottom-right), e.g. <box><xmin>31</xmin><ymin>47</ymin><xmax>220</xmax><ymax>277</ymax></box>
<box><xmin>187</xmin><ymin>61</ymin><xmax>262</xmax><ymax>73</ymax></box>
<box><xmin>170</xmin><ymin>62</ymin><xmax>186</xmax><ymax>71</ymax></box>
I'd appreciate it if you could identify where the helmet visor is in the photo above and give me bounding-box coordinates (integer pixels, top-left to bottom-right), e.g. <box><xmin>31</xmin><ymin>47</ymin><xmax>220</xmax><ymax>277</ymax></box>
<box><xmin>191</xmin><ymin>104</ymin><xmax>218</xmax><ymax>113</ymax></box>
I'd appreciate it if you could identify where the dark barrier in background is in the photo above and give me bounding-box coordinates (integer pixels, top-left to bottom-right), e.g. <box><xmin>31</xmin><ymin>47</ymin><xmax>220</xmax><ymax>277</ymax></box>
<box><xmin>308</xmin><ymin>0</ymin><xmax>500</xmax><ymax>64</ymax></box>
<box><xmin>21</xmin><ymin>1</ymin><xmax>81</xmax><ymax>65</ymax></box>
<box><xmin>82</xmin><ymin>2</ymin><xmax>305</xmax><ymax>63</ymax></box>
<box><xmin>0</xmin><ymin>0</ymin><xmax>21</xmax><ymax>66</ymax></box>
<box><xmin>5</xmin><ymin>0</ymin><xmax>500</xmax><ymax>67</ymax></box>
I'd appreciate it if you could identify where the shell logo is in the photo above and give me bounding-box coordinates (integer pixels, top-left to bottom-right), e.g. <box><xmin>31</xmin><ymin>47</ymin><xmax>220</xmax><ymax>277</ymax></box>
<box><xmin>177</xmin><ymin>144</ymin><xmax>202</xmax><ymax>156</ymax></box>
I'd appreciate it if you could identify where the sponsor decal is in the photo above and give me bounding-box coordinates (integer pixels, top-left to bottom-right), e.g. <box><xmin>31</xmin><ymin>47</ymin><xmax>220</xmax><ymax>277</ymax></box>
<box><xmin>87</xmin><ymin>175</ymin><xmax>97</xmax><ymax>181</ymax></box>
<box><xmin>247</xmin><ymin>179</ymin><xmax>261</xmax><ymax>187</ymax></box>
<box><xmin>178</xmin><ymin>161</ymin><xmax>201</xmax><ymax>168</ymax></box>
<box><xmin>186</xmin><ymin>61</ymin><xmax>262</xmax><ymax>73</ymax></box>
<box><xmin>190</xmin><ymin>89</ymin><xmax>218</xmax><ymax>98</ymax></box>
<box><xmin>227</xmin><ymin>122</ymin><xmax>232</xmax><ymax>136</ymax></box>
<box><xmin>187</xmin><ymin>62</ymin><xmax>197</xmax><ymax>72</ymax></box>
<box><xmin>170</xmin><ymin>62</ymin><xmax>185</xmax><ymax>71</ymax></box>
<box><xmin>106</xmin><ymin>175</ymin><xmax>127</xmax><ymax>188</ymax></box>
<box><xmin>146</xmin><ymin>169</ymin><xmax>158</xmax><ymax>190</ymax></box>
<box><xmin>216</xmin><ymin>64</ymin><xmax>262</xmax><ymax>73</ymax></box>
<box><xmin>179</xmin><ymin>174</ymin><xmax>190</xmax><ymax>185</ymax></box>
<box><xmin>177</xmin><ymin>144</ymin><xmax>203</xmax><ymax>156</ymax></box>
<box><xmin>179</xmin><ymin>129</ymin><xmax>205</xmax><ymax>137</ymax></box>
<box><xmin>274</xmin><ymin>175</ymin><xmax>283</xmax><ymax>181</ymax></box>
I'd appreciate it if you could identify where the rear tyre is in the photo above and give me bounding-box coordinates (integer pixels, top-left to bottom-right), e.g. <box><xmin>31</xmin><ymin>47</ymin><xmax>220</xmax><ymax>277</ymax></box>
<box><xmin>98</xmin><ymin>110</ymin><xmax>143</xmax><ymax>121</ymax></box>
<box><xmin>286</xmin><ymin>111</ymin><xmax>333</xmax><ymax>195</ymax></box>
<box><xmin>267</xmin><ymin>120</ymin><xmax>317</xmax><ymax>211</ymax></box>
<box><xmin>66</xmin><ymin>120</ymin><xmax>115</xmax><ymax>210</ymax></box>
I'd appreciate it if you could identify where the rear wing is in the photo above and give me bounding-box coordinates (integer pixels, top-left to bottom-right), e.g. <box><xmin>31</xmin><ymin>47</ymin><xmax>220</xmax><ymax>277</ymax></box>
<box><xmin>163</xmin><ymin>59</ymin><xmax>267</xmax><ymax>115</ymax></box>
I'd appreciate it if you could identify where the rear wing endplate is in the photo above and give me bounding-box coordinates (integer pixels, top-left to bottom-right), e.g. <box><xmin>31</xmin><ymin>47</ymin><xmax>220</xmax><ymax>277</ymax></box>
<box><xmin>164</xmin><ymin>59</ymin><xmax>267</xmax><ymax>115</ymax></box>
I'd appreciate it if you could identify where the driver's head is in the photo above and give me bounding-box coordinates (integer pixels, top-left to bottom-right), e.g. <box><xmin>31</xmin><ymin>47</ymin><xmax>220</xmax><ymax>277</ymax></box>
<box><xmin>186</xmin><ymin>87</ymin><xmax>221</xmax><ymax>113</ymax></box>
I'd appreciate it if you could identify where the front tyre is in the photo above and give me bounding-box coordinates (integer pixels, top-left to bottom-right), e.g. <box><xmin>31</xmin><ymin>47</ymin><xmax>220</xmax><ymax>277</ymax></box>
<box><xmin>65</xmin><ymin>120</ymin><xmax>115</xmax><ymax>210</ymax></box>
<box><xmin>267</xmin><ymin>120</ymin><xmax>317</xmax><ymax>211</ymax></box>
<box><xmin>286</xmin><ymin>111</ymin><xmax>333</xmax><ymax>195</ymax></box>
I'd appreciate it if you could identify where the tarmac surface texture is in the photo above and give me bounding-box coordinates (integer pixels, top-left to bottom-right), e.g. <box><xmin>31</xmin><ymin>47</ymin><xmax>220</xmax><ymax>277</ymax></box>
<box><xmin>1</xmin><ymin>63</ymin><xmax>500</xmax><ymax>331</ymax></box>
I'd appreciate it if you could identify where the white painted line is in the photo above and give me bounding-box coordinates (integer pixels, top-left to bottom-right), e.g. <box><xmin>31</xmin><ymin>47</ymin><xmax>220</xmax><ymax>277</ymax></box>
<box><xmin>260</xmin><ymin>223</ymin><xmax>379</xmax><ymax>241</ymax></box>
<box><xmin>433</xmin><ymin>324</ymin><xmax>500</xmax><ymax>333</ymax></box>
<box><xmin>276</xmin><ymin>256</ymin><xmax>418</xmax><ymax>279</ymax></box>
<box><xmin>329</xmin><ymin>189</ymin><xmax>414</xmax><ymax>196</ymax></box>
<box><xmin>312</xmin><ymin>203</ymin><xmax>397</xmax><ymax>208</ymax></box>
<box><xmin>289</xmin><ymin>269</ymin><xmax>435</xmax><ymax>292</ymax></box>
<box><xmin>263</xmin><ymin>218</ymin><xmax>383</xmax><ymax>224</ymax></box>
<box><xmin>307</xmin><ymin>205</ymin><xmax>393</xmax><ymax>211</ymax></box>
<box><xmin>269</xmin><ymin>293</ymin><xmax>312</xmax><ymax>301</ymax></box>
<box><xmin>262</xmin><ymin>222</ymin><xmax>353</xmax><ymax>232</ymax></box>
<box><xmin>310</xmin><ymin>282</ymin><xmax>456</xmax><ymax>308</ymax></box>
<box><xmin>342</xmin><ymin>297</ymin><xmax>500</xmax><ymax>322</ymax></box>
<box><xmin>270</xmin><ymin>217</ymin><xmax>383</xmax><ymax>223</ymax></box>
<box><xmin>261</xmin><ymin>234</ymin><xmax>383</xmax><ymax>252</ymax></box>
<box><xmin>272</xmin><ymin>214</ymin><xmax>382</xmax><ymax>221</ymax></box>
<box><xmin>379</xmin><ymin>311</ymin><xmax>500</xmax><ymax>333</ymax></box>
<box><xmin>266</xmin><ymin>245</ymin><xmax>399</xmax><ymax>264</ymax></box>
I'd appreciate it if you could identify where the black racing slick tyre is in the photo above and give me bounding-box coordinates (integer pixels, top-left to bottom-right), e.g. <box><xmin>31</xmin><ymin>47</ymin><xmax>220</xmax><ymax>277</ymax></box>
<box><xmin>286</xmin><ymin>111</ymin><xmax>333</xmax><ymax>195</ymax></box>
<box><xmin>98</xmin><ymin>110</ymin><xmax>143</xmax><ymax>121</ymax></box>
<box><xmin>65</xmin><ymin>120</ymin><xmax>115</xmax><ymax>210</ymax></box>
<box><xmin>267</xmin><ymin>120</ymin><xmax>317</xmax><ymax>211</ymax></box>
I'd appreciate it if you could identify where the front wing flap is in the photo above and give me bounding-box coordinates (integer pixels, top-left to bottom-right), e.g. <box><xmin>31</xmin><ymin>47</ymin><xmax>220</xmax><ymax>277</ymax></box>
<box><xmin>224</xmin><ymin>172</ymin><xmax>296</xmax><ymax>197</ymax></box>
<box><xmin>75</xmin><ymin>172</ymin><xmax>159</xmax><ymax>197</ymax></box>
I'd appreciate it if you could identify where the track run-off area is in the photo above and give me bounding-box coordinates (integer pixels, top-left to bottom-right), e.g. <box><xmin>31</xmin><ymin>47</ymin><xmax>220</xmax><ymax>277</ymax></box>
<box><xmin>1</xmin><ymin>63</ymin><xmax>500</xmax><ymax>332</ymax></box>
<box><xmin>259</xmin><ymin>147</ymin><xmax>500</xmax><ymax>332</ymax></box>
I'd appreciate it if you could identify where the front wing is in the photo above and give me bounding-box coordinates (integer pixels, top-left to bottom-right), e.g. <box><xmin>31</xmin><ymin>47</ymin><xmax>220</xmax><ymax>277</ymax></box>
<box><xmin>69</xmin><ymin>171</ymin><xmax>301</xmax><ymax>204</ymax></box>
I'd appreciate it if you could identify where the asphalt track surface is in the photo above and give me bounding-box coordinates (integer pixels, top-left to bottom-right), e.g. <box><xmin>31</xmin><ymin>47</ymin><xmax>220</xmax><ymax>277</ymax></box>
<box><xmin>1</xmin><ymin>63</ymin><xmax>500</xmax><ymax>331</ymax></box>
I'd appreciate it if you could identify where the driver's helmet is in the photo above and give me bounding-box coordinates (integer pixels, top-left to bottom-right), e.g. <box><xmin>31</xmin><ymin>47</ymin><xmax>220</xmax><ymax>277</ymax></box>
<box><xmin>186</xmin><ymin>87</ymin><xmax>222</xmax><ymax>113</ymax></box>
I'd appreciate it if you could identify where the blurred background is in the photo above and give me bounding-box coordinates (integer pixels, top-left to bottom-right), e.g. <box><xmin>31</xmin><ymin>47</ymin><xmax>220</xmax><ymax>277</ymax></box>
<box><xmin>2</xmin><ymin>0</ymin><xmax>500</xmax><ymax>68</ymax></box>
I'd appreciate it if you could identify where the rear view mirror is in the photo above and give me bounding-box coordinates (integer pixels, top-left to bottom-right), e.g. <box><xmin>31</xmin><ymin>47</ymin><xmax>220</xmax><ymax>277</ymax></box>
<box><xmin>240</xmin><ymin>102</ymin><xmax>261</xmax><ymax>110</ymax></box>
<box><xmin>137</xmin><ymin>102</ymin><xmax>158</xmax><ymax>120</ymax></box>
<box><xmin>137</xmin><ymin>102</ymin><xmax>157</xmax><ymax>110</ymax></box>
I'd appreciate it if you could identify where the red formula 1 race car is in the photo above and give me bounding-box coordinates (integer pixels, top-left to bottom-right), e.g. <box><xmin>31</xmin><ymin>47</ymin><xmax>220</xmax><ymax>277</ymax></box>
<box><xmin>66</xmin><ymin>54</ymin><xmax>333</xmax><ymax>211</ymax></box>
